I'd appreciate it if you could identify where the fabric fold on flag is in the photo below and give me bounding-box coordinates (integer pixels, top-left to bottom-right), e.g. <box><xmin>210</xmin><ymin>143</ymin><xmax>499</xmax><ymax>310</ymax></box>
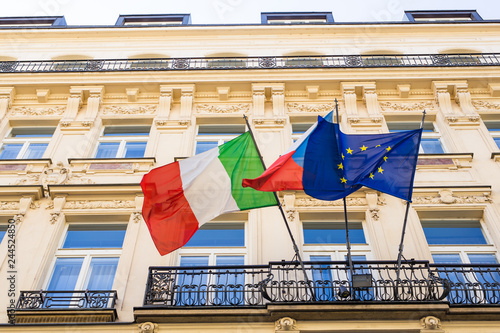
<box><xmin>141</xmin><ymin>132</ymin><xmax>277</xmax><ymax>256</ymax></box>
<box><xmin>243</xmin><ymin>112</ymin><xmax>422</xmax><ymax>202</ymax></box>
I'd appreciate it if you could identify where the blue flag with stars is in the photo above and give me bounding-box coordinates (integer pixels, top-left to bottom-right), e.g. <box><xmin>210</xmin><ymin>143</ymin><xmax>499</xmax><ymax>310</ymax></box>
<box><xmin>303</xmin><ymin>115</ymin><xmax>422</xmax><ymax>202</ymax></box>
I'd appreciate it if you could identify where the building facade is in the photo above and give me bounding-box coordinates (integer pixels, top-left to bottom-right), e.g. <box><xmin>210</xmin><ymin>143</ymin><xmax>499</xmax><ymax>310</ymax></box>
<box><xmin>0</xmin><ymin>10</ymin><xmax>499</xmax><ymax>332</ymax></box>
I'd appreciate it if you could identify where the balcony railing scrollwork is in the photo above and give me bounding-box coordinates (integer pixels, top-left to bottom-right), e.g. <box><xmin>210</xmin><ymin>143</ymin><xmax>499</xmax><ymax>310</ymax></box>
<box><xmin>139</xmin><ymin>260</ymin><xmax>500</xmax><ymax>307</ymax></box>
<box><xmin>16</xmin><ymin>290</ymin><xmax>118</xmax><ymax>309</ymax></box>
<box><xmin>1</xmin><ymin>53</ymin><xmax>499</xmax><ymax>73</ymax></box>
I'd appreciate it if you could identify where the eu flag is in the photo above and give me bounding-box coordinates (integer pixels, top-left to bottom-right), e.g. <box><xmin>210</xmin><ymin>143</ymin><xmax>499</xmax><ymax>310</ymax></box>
<box><xmin>303</xmin><ymin>116</ymin><xmax>422</xmax><ymax>202</ymax></box>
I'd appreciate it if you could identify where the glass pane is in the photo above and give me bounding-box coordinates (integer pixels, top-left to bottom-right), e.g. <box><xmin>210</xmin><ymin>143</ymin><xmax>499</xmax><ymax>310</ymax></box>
<box><xmin>103</xmin><ymin>126</ymin><xmax>150</xmax><ymax>136</ymax></box>
<box><xmin>0</xmin><ymin>144</ymin><xmax>22</xmax><ymax>159</ymax></box>
<box><xmin>493</xmin><ymin>137</ymin><xmax>500</xmax><ymax>149</ymax></box>
<box><xmin>303</xmin><ymin>222</ymin><xmax>366</xmax><ymax>244</ymax></box>
<box><xmin>63</xmin><ymin>225</ymin><xmax>126</xmax><ymax>249</ymax></box>
<box><xmin>421</xmin><ymin>138</ymin><xmax>444</xmax><ymax>153</ymax></box>
<box><xmin>184</xmin><ymin>223</ymin><xmax>244</xmax><ymax>247</ymax></box>
<box><xmin>433</xmin><ymin>253</ymin><xmax>463</xmax><ymax>264</ymax></box>
<box><xmin>10</xmin><ymin>127</ymin><xmax>55</xmax><ymax>137</ymax></box>
<box><xmin>422</xmin><ymin>222</ymin><xmax>487</xmax><ymax>245</ymax></box>
<box><xmin>468</xmin><ymin>254</ymin><xmax>498</xmax><ymax>264</ymax></box>
<box><xmin>95</xmin><ymin>142</ymin><xmax>120</xmax><ymax>158</ymax></box>
<box><xmin>124</xmin><ymin>142</ymin><xmax>146</xmax><ymax>158</ymax></box>
<box><xmin>86</xmin><ymin>257</ymin><xmax>119</xmax><ymax>290</ymax></box>
<box><xmin>432</xmin><ymin>253</ymin><xmax>467</xmax><ymax>303</ymax></box>
<box><xmin>292</xmin><ymin>123</ymin><xmax>313</xmax><ymax>135</ymax></box>
<box><xmin>195</xmin><ymin>141</ymin><xmax>218</xmax><ymax>154</ymax></box>
<box><xmin>310</xmin><ymin>255</ymin><xmax>333</xmax><ymax>301</ymax></box>
<box><xmin>178</xmin><ymin>256</ymin><xmax>209</xmax><ymax>306</ymax></box>
<box><xmin>214</xmin><ymin>256</ymin><xmax>245</xmax><ymax>305</ymax></box>
<box><xmin>24</xmin><ymin>143</ymin><xmax>48</xmax><ymax>159</ymax></box>
<box><xmin>0</xmin><ymin>224</ymin><xmax>8</xmax><ymax>243</ymax></box>
<box><xmin>47</xmin><ymin>258</ymin><xmax>84</xmax><ymax>290</ymax></box>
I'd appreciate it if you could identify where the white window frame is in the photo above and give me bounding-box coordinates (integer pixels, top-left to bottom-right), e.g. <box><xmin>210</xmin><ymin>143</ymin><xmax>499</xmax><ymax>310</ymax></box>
<box><xmin>94</xmin><ymin>126</ymin><xmax>150</xmax><ymax>158</ymax></box>
<box><xmin>422</xmin><ymin>219</ymin><xmax>498</xmax><ymax>264</ymax></box>
<box><xmin>44</xmin><ymin>223</ymin><xmax>125</xmax><ymax>291</ymax></box>
<box><xmin>177</xmin><ymin>221</ymin><xmax>247</xmax><ymax>266</ymax></box>
<box><xmin>387</xmin><ymin>121</ymin><xmax>445</xmax><ymax>154</ymax></box>
<box><xmin>194</xmin><ymin>124</ymin><xmax>245</xmax><ymax>155</ymax></box>
<box><xmin>1</xmin><ymin>127</ymin><xmax>54</xmax><ymax>159</ymax></box>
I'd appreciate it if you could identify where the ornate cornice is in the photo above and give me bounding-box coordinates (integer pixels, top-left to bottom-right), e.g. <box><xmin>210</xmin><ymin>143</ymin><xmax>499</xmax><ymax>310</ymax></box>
<box><xmin>287</xmin><ymin>103</ymin><xmax>335</xmax><ymax>113</ymax></box>
<box><xmin>380</xmin><ymin>101</ymin><xmax>434</xmax><ymax>112</ymax></box>
<box><xmin>196</xmin><ymin>104</ymin><xmax>250</xmax><ymax>114</ymax></box>
<box><xmin>64</xmin><ymin>200</ymin><xmax>136</xmax><ymax>210</ymax></box>
<box><xmin>472</xmin><ymin>100</ymin><xmax>500</xmax><ymax>111</ymax></box>
<box><xmin>9</xmin><ymin>105</ymin><xmax>65</xmax><ymax>116</ymax></box>
<box><xmin>102</xmin><ymin>105</ymin><xmax>156</xmax><ymax>115</ymax></box>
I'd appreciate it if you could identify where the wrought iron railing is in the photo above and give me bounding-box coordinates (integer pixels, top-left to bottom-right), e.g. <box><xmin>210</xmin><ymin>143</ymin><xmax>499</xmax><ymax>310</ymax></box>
<box><xmin>1</xmin><ymin>53</ymin><xmax>499</xmax><ymax>73</ymax></box>
<box><xmin>144</xmin><ymin>260</ymin><xmax>496</xmax><ymax>307</ymax></box>
<box><xmin>16</xmin><ymin>290</ymin><xmax>117</xmax><ymax>309</ymax></box>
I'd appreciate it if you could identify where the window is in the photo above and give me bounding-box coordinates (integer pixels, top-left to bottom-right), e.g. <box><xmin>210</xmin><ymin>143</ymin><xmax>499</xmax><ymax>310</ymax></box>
<box><xmin>45</xmin><ymin>224</ymin><xmax>126</xmax><ymax>306</ymax></box>
<box><xmin>95</xmin><ymin>126</ymin><xmax>150</xmax><ymax>158</ymax></box>
<box><xmin>0</xmin><ymin>127</ymin><xmax>55</xmax><ymax>160</ymax></box>
<box><xmin>291</xmin><ymin>123</ymin><xmax>313</xmax><ymax>142</ymax></box>
<box><xmin>388</xmin><ymin>122</ymin><xmax>444</xmax><ymax>154</ymax></box>
<box><xmin>404</xmin><ymin>10</ymin><xmax>483</xmax><ymax>22</ymax></box>
<box><xmin>178</xmin><ymin>222</ymin><xmax>246</xmax><ymax>306</ymax></box>
<box><xmin>484</xmin><ymin>122</ymin><xmax>500</xmax><ymax>148</ymax></box>
<box><xmin>261</xmin><ymin>12</ymin><xmax>334</xmax><ymax>24</ymax></box>
<box><xmin>195</xmin><ymin>124</ymin><xmax>245</xmax><ymax>155</ymax></box>
<box><xmin>115</xmin><ymin>14</ymin><xmax>191</xmax><ymax>26</ymax></box>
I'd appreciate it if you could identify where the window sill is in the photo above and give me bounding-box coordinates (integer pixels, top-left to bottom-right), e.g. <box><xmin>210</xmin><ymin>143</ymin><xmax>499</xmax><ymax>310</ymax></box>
<box><xmin>417</xmin><ymin>153</ymin><xmax>473</xmax><ymax>169</ymax></box>
<box><xmin>68</xmin><ymin>157</ymin><xmax>155</xmax><ymax>174</ymax></box>
<box><xmin>0</xmin><ymin>158</ymin><xmax>52</xmax><ymax>174</ymax></box>
<box><xmin>13</xmin><ymin>308</ymin><xmax>117</xmax><ymax>324</ymax></box>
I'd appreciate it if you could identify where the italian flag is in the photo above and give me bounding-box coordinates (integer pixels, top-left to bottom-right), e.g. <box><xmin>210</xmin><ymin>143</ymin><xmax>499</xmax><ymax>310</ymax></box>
<box><xmin>141</xmin><ymin>131</ymin><xmax>277</xmax><ymax>255</ymax></box>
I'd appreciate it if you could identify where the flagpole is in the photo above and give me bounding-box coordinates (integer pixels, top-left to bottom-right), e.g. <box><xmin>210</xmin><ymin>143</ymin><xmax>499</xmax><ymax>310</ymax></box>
<box><xmin>242</xmin><ymin>114</ymin><xmax>316</xmax><ymax>301</ymax></box>
<box><xmin>335</xmin><ymin>99</ymin><xmax>355</xmax><ymax>296</ymax></box>
<box><xmin>395</xmin><ymin>110</ymin><xmax>426</xmax><ymax>293</ymax></box>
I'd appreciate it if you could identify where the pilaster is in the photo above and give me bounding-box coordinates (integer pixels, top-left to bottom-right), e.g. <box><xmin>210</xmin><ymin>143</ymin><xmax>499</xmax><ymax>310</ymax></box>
<box><xmin>0</xmin><ymin>87</ymin><xmax>15</xmax><ymax>120</ymax></box>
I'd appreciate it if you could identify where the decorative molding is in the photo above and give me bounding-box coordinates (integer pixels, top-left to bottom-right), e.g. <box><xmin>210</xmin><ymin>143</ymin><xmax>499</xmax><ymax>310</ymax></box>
<box><xmin>380</xmin><ymin>101</ymin><xmax>434</xmax><ymax>112</ymax></box>
<box><xmin>138</xmin><ymin>322</ymin><xmax>158</xmax><ymax>333</ymax></box>
<box><xmin>420</xmin><ymin>316</ymin><xmax>442</xmax><ymax>330</ymax></box>
<box><xmin>196</xmin><ymin>104</ymin><xmax>250</xmax><ymax>114</ymax></box>
<box><xmin>13</xmin><ymin>162</ymin><xmax>93</xmax><ymax>190</ymax></box>
<box><xmin>49</xmin><ymin>212</ymin><xmax>61</xmax><ymax>224</ymax></box>
<box><xmin>9</xmin><ymin>105</ymin><xmax>65</xmax><ymax>116</ymax></box>
<box><xmin>275</xmin><ymin>317</ymin><xmax>297</xmax><ymax>332</ymax></box>
<box><xmin>132</xmin><ymin>212</ymin><xmax>142</xmax><ymax>223</ymax></box>
<box><xmin>64</xmin><ymin>200</ymin><xmax>136</xmax><ymax>210</ymax></box>
<box><xmin>412</xmin><ymin>190</ymin><xmax>491</xmax><ymax>205</ymax></box>
<box><xmin>102</xmin><ymin>105</ymin><xmax>156</xmax><ymax>115</ymax></box>
<box><xmin>295</xmin><ymin>197</ymin><xmax>367</xmax><ymax>207</ymax></box>
<box><xmin>286</xmin><ymin>103</ymin><xmax>335</xmax><ymax>113</ymax></box>
<box><xmin>0</xmin><ymin>201</ymin><xmax>19</xmax><ymax>210</ymax></box>
<box><xmin>13</xmin><ymin>213</ymin><xmax>24</xmax><ymax>224</ymax></box>
<box><xmin>472</xmin><ymin>100</ymin><xmax>500</xmax><ymax>111</ymax></box>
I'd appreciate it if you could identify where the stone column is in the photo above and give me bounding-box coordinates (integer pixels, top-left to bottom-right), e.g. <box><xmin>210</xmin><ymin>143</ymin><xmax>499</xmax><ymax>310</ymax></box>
<box><xmin>0</xmin><ymin>87</ymin><xmax>14</xmax><ymax>120</ymax></box>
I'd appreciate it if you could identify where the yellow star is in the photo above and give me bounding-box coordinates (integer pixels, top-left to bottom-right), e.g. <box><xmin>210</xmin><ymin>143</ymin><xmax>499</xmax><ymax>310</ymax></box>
<box><xmin>340</xmin><ymin>177</ymin><xmax>347</xmax><ymax>183</ymax></box>
<box><xmin>337</xmin><ymin>163</ymin><xmax>343</xmax><ymax>170</ymax></box>
<box><xmin>375</xmin><ymin>145</ymin><xmax>381</xmax><ymax>147</ymax></box>
<box><xmin>369</xmin><ymin>173</ymin><xmax>374</xmax><ymax>179</ymax></box>
<box><xmin>360</xmin><ymin>145</ymin><xmax>367</xmax><ymax>151</ymax></box>
<box><xmin>346</xmin><ymin>147</ymin><xmax>353</xmax><ymax>155</ymax></box>
<box><xmin>378</xmin><ymin>166</ymin><xmax>384</xmax><ymax>174</ymax></box>
<box><xmin>386</xmin><ymin>146</ymin><xmax>392</xmax><ymax>152</ymax></box>
<box><xmin>383</xmin><ymin>156</ymin><xmax>388</xmax><ymax>162</ymax></box>
<box><xmin>341</xmin><ymin>153</ymin><xmax>345</xmax><ymax>160</ymax></box>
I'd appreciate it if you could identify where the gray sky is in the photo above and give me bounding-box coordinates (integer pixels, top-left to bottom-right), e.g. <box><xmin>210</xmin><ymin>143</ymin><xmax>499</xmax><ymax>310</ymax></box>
<box><xmin>3</xmin><ymin>0</ymin><xmax>500</xmax><ymax>25</ymax></box>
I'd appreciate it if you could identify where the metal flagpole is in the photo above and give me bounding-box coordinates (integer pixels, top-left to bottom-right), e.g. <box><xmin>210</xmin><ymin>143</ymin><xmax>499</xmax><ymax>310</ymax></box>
<box><xmin>335</xmin><ymin>99</ymin><xmax>355</xmax><ymax>297</ymax></box>
<box><xmin>243</xmin><ymin>114</ymin><xmax>316</xmax><ymax>301</ymax></box>
<box><xmin>395</xmin><ymin>110</ymin><xmax>426</xmax><ymax>290</ymax></box>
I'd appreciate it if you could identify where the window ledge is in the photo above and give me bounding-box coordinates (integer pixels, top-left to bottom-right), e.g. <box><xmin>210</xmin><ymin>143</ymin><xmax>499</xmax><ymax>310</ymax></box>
<box><xmin>13</xmin><ymin>308</ymin><xmax>117</xmax><ymax>324</ymax></box>
<box><xmin>417</xmin><ymin>153</ymin><xmax>473</xmax><ymax>169</ymax></box>
<box><xmin>0</xmin><ymin>158</ymin><xmax>52</xmax><ymax>174</ymax></box>
<box><xmin>68</xmin><ymin>157</ymin><xmax>155</xmax><ymax>174</ymax></box>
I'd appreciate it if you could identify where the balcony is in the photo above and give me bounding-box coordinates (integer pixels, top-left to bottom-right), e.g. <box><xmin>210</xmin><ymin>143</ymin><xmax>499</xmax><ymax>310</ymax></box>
<box><xmin>1</xmin><ymin>53</ymin><xmax>499</xmax><ymax>73</ymax></box>
<box><xmin>12</xmin><ymin>290</ymin><xmax>117</xmax><ymax>324</ymax></box>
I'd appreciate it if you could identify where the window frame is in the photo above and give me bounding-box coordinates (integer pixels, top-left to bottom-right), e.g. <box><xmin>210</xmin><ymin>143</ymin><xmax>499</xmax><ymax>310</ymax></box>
<box><xmin>0</xmin><ymin>127</ymin><xmax>55</xmax><ymax>160</ymax></box>
<box><xmin>44</xmin><ymin>223</ymin><xmax>126</xmax><ymax>291</ymax></box>
<box><xmin>387</xmin><ymin>121</ymin><xmax>445</xmax><ymax>154</ymax></box>
<box><xmin>94</xmin><ymin>126</ymin><xmax>150</xmax><ymax>159</ymax></box>
<box><xmin>194</xmin><ymin>124</ymin><xmax>245</xmax><ymax>155</ymax></box>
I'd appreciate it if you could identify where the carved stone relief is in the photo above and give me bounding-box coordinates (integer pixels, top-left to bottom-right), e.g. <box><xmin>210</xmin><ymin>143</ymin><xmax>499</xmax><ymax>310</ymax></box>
<box><xmin>275</xmin><ymin>317</ymin><xmax>297</xmax><ymax>331</ymax></box>
<box><xmin>379</xmin><ymin>101</ymin><xmax>434</xmax><ymax>112</ymax></box>
<box><xmin>472</xmin><ymin>100</ymin><xmax>500</xmax><ymax>111</ymax></box>
<box><xmin>196</xmin><ymin>104</ymin><xmax>250</xmax><ymax>113</ymax></box>
<box><xmin>102</xmin><ymin>105</ymin><xmax>156</xmax><ymax>115</ymax></box>
<box><xmin>286</xmin><ymin>103</ymin><xmax>335</xmax><ymax>113</ymax></box>
<box><xmin>64</xmin><ymin>200</ymin><xmax>136</xmax><ymax>209</ymax></box>
<box><xmin>295</xmin><ymin>197</ymin><xmax>367</xmax><ymax>207</ymax></box>
<box><xmin>0</xmin><ymin>202</ymin><xmax>19</xmax><ymax>210</ymax></box>
<box><xmin>411</xmin><ymin>191</ymin><xmax>491</xmax><ymax>205</ymax></box>
<box><xmin>9</xmin><ymin>106</ymin><xmax>65</xmax><ymax>116</ymax></box>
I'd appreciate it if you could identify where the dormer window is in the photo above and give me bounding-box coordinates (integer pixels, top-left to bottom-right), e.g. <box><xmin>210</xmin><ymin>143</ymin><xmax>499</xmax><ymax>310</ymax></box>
<box><xmin>261</xmin><ymin>12</ymin><xmax>334</xmax><ymax>24</ymax></box>
<box><xmin>404</xmin><ymin>10</ymin><xmax>482</xmax><ymax>22</ymax></box>
<box><xmin>0</xmin><ymin>16</ymin><xmax>66</xmax><ymax>27</ymax></box>
<box><xmin>115</xmin><ymin>14</ymin><xmax>191</xmax><ymax>26</ymax></box>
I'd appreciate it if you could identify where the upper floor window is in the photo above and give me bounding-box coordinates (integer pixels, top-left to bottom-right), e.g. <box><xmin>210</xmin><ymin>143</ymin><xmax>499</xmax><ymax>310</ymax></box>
<box><xmin>261</xmin><ymin>12</ymin><xmax>334</xmax><ymax>24</ymax></box>
<box><xmin>95</xmin><ymin>126</ymin><xmax>150</xmax><ymax>158</ymax></box>
<box><xmin>388</xmin><ymin>122</ymin><xmax>445</xmax><ymax>154</ymax></box>
<box><xmin>0</xmin><ymin>16</ymin><xmax>67</xmax><ymax>27</ymax></box>
<box><xmin>115</xmin><ymin>14</ymin><xmax>191</xmax><ymax>26</ymax></box>
<box><xmin>46</xmin><ymin>224</ymin><xmax>127</xmax><ymax>293</ymax></box>
<box><xmin>195</xmin><ymin>124</ymin><xmax>245</xmax><ymax>155</ymax></box>
<box><xmin>484</xmin><ymin>121</ymin><xmax>500</xmax><ymax>148</ymax></box>
<box><xmin>404</xmin><ymin>10</ymin><xmax>483</xmax><ymax>22</ymax></box>
<box><xmin>0</xmin><ymin>127</ymin><xmax>55</xmax><ymax>160</ymax></box>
